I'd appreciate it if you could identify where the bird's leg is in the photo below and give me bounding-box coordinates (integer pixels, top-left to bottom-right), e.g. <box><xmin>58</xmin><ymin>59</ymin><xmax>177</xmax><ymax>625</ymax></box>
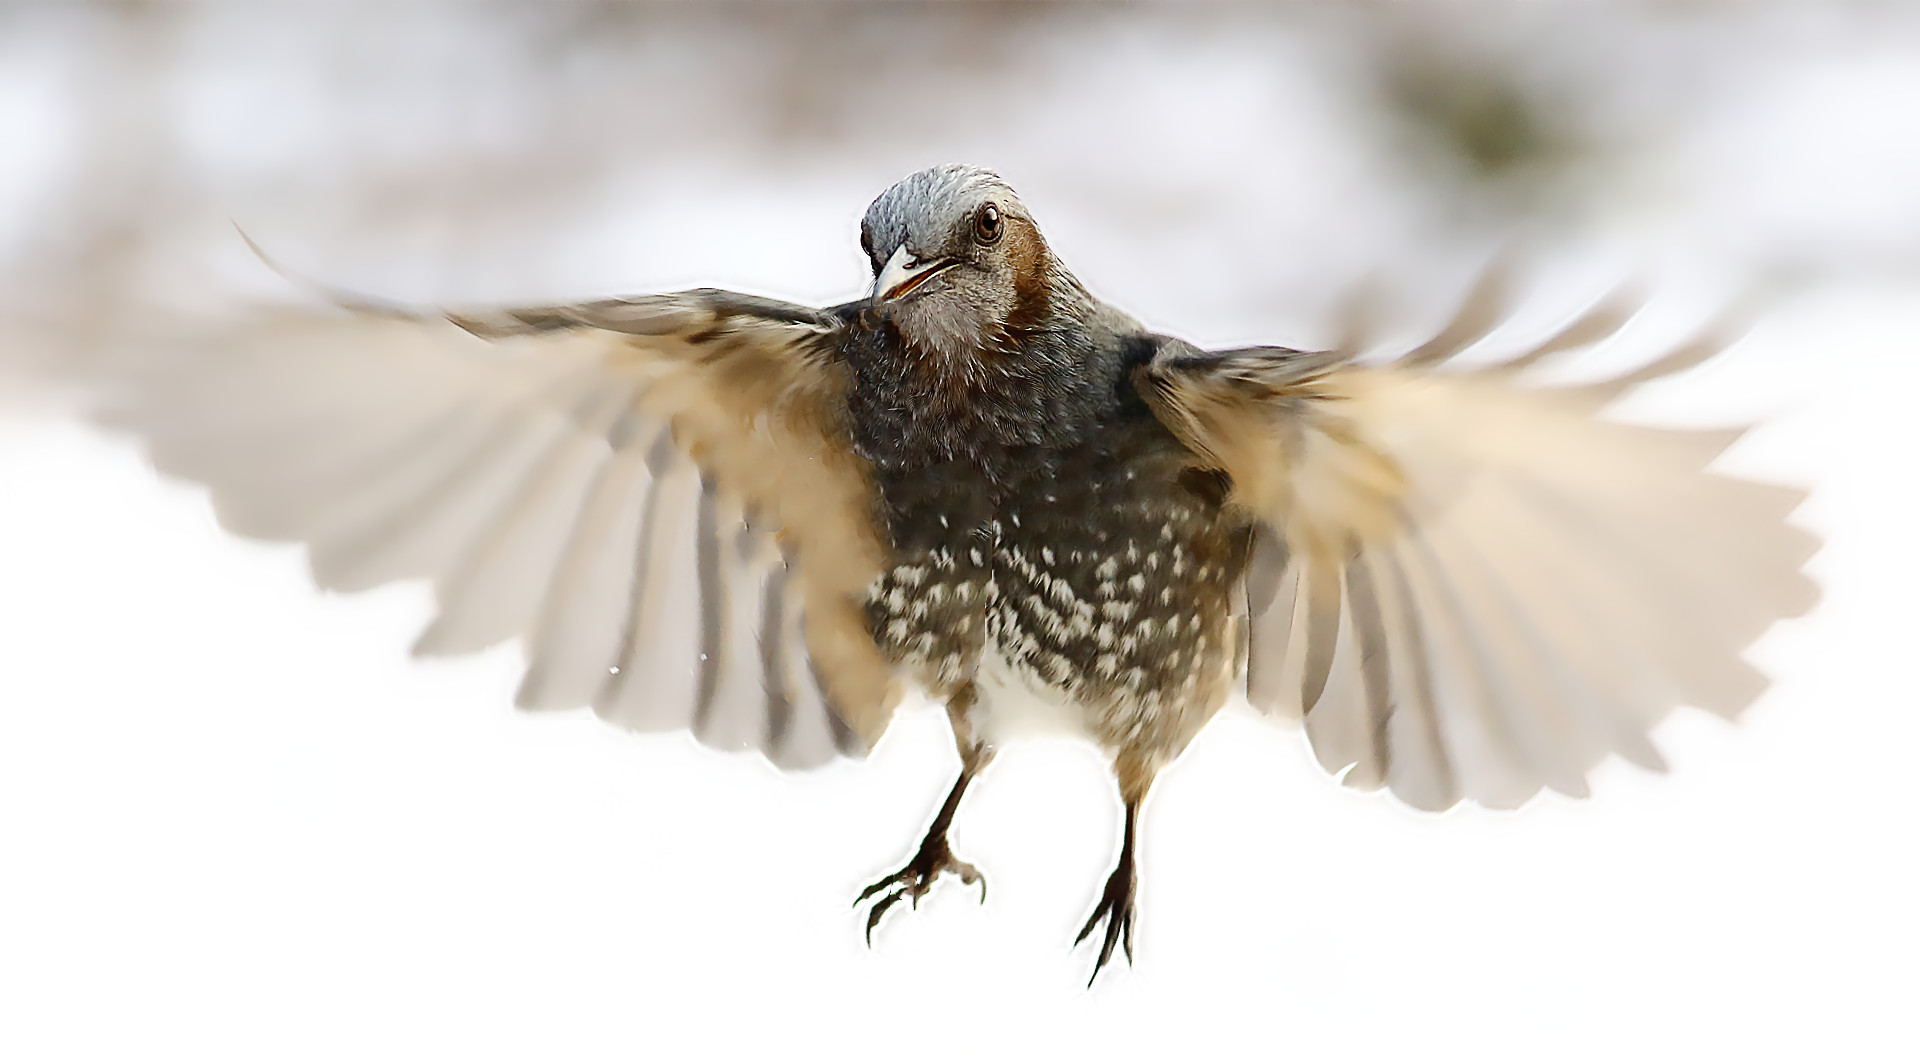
<box><xmin>856</xmin><ymin>687</ymin><xmax>995</xmax><ymax>943</ymax></box>
<box><xmin>1076</xmin><ymin>761</ymin><xmax>1154</xmax><ymax>985</ymax></box>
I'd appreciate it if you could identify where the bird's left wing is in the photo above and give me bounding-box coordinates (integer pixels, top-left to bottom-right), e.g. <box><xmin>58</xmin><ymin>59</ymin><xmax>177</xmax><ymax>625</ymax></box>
<box><xmin>1134</xmin><ymin>290</ymin><xmax>1817</xmax><ymax>810</ymax></box>
<box><xmin>84</xmin><ymin>288</ymin><xmax>903</xmax><ymax>769</ymax></box>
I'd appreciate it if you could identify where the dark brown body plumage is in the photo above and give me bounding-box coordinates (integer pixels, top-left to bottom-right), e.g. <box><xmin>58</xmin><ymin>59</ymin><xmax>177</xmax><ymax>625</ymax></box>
<box><xmin>846</xmin><ymin>312</ymin><xmax>1250</xmax><ymax>773</ymax></box>
<box><xmin>832</xmin><ymin>167</ymin><xmax>1276</xmax><ymax>972</ymax></box>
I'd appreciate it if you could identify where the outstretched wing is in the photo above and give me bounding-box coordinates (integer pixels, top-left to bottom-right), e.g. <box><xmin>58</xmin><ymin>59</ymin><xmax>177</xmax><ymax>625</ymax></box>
<box><xmin>88</xmin><ymin>287</ymin><xmax>903</xmax><ymax>769</ymax></box>
<box><xmin>1135</xmin><ymin>280</ymin><xmax>1818</xmax><ymax>810</ymax></box>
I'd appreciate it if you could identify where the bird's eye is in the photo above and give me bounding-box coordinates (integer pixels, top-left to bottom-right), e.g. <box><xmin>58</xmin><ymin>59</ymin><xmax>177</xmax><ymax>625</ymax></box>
<box><xmin>974</xmin><ymin>203</ymin><xmax>1003</xmax><ymax>245</ymax></box>
<box><xmin>860</xmin><ymin>223</ymin><xmax>876</xmax><ymax>269</ymax></box>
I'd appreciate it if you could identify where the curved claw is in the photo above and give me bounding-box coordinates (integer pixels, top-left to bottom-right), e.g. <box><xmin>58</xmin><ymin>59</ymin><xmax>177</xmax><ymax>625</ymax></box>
<box><xmin>1075</xmin><ymin>866</ymin><xmax>1137</xmax><ymax>986</ymax></box>
<box><xmin>853</xmin><ymin>837</ymin><xmax>987</xmax><ymax>944</ymax></box>
<box><xmin>950</xmin><ymin>858</ymin><xmax>985</xmax><ymax>901</ymax></box>
<box><xmin>854</xmin><ymin>874</ymin><xmax>898</xmax><ymax>907</ymax></box>
<box><xmin>862</xmin><ymin>888</ymin><xmax>910</xmax><ymax>946</ymax></box>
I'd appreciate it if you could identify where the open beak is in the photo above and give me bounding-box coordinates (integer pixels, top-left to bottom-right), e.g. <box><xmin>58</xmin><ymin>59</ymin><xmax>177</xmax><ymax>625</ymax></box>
<box><xmin>871</xmin><ymin>245</ymin><xmax>957</xmax><ymax>306</ymax></box>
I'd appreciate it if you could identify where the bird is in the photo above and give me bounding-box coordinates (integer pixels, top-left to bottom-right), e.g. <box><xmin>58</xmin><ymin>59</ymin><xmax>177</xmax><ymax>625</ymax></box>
<box><xmin>76</xmin><ymin>163</ymin><xmax>1817</xmax><ymax>982</ymax></box>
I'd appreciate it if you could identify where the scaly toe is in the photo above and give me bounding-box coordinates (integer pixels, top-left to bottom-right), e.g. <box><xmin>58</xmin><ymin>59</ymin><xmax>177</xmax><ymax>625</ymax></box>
<box><xmin>855</xmin><ymin>840</ymin><xmax>989</xmax><ymax>941</ymax></box>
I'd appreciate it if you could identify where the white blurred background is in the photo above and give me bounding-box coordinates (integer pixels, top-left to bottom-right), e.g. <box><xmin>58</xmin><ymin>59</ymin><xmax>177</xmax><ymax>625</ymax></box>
<box><xmin>0</xmin><ymin>4</ymin><xmax>1915</xmax><ymax>1053</ymax></box>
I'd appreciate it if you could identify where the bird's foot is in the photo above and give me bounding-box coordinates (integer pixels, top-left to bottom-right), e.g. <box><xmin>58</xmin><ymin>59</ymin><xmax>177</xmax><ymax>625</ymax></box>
<box><xmin>854</xmin><ymin>833</ymin><xmax>985</xmax><ymax>943</ymax></box>
<box><xmin>1074</xmin><ymin>862</ymin><xmax>1136</xmax><ymax>985</ymax></box>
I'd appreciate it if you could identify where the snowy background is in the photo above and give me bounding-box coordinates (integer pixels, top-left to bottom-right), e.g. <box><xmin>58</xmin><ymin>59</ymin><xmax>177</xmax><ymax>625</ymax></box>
<box><xmin>0</xmin><ymin>4</ymin><xmax>1916</xmax><ymax>1053</ymax></box>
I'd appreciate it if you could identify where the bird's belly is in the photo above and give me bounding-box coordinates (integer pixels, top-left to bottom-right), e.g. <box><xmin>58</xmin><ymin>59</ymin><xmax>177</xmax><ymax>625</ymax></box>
<box><xmin>971</xmin><ymin>633</ymin><xmax>1103</xmax><ymax>744</ymax></box>
<box><xmin>865</xmin><ymin>433</ymin><xmax>1252</xmax><ymax>756</ymax></box>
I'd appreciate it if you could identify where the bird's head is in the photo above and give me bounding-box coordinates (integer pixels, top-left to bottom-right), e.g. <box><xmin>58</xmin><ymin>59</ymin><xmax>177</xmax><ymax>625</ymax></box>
<box><xmin>860</xmin><ymin>164</ymin><xmax>1083</xmax><ymax>360</ymax></box>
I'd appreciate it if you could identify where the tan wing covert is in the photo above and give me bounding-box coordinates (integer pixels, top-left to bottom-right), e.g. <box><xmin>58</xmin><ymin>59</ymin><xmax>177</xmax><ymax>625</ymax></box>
<box><xmin>1137</xmin><ymin>280</ymin><xmax>1818</xmax><ymax>810</ymax></box>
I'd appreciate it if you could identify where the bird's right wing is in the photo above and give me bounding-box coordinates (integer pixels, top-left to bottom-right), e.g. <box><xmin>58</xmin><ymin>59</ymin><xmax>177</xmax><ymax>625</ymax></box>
<box><xmin>78</xmin><ymin>287</ymin><xmax>904</xmax><ymax>769</ymax></box>
<box><xmin>1136</xmin><ymin>282</ymin><xmax>1818</xmax><ymax>810</ymax></box>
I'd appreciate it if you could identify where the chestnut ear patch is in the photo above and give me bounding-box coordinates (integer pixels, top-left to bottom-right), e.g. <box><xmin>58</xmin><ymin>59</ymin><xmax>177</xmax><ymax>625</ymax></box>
<box><xmin>1000</xmin><ymin>222</ymin><xmax>1053</xmax><ymax>334</ymax></box>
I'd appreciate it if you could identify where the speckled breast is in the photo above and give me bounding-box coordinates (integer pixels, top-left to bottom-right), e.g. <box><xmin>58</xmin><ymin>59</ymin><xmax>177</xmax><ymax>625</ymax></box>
<box><xmin>864</xmin><ymin>421</ymin><xmax>1251</xmax><ymax>755</ymax></box>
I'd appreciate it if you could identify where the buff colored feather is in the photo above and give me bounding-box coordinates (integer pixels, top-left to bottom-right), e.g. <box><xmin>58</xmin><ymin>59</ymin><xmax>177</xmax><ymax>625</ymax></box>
<box><xmin>1139</xmin><ymin>294</ymin><xmax>1816</xmax><ymax>810</ymax></box>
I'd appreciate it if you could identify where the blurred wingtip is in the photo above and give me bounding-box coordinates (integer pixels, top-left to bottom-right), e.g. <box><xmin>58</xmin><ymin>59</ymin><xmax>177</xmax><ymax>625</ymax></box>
<box><xmin>231</xmin><ymin>220</ymin><xmax>277</xmax><ymax>276</ymax></box>
<box><xmin>1395</xmin><ymin>242</ymin><xmax>1523</xmax><ymax>370</ymax></box>
<box><xmin>231</xmin><ymin>222</ymin><xmax>431</xmax><ymax>324</ymax></box>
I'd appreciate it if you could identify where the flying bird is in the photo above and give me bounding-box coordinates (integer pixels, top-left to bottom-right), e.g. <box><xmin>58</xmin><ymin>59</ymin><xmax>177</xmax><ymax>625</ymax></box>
<box><xmin>83</xmin><ymin>164</ymin><xmax>1816</xmax><ymax>981</ymax></box>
